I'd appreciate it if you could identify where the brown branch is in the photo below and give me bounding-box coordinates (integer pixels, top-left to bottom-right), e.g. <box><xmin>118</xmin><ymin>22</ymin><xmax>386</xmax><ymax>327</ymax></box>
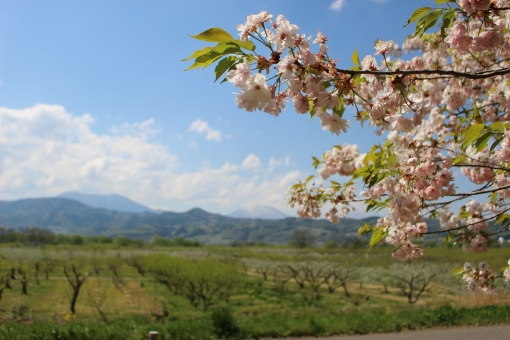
<box><xmin>423</xmin><ymin>207</ymin><xmax>510</xmax><ymax>235</ymax></box>
<box><xmin>448</xmin><ymin>183</ymin><xmax>510</xmax><ymax>197</ymax></box>
<box><xmin>335</xmin><ymin>67</ymin><xmax>510</xmax><ymax>80</ymax></box>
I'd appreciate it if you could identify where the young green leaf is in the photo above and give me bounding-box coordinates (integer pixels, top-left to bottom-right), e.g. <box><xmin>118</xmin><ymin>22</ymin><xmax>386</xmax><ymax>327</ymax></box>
<box><xmin>190</xmin><ymin>28</ymin><xmax>234</xmax><ymax>43</ymax></box>
<box><xmin>230</xmin><ymin>40</ymin><xmax>256</xmax><ymax>51</ymax></box>
<box><xmin>369</xmin><ymin>227</ymin><xmax>388</xmax><ymax>249</ymax></box>
<box><xmin>451</xmin><ymin>267</ymin><xmax>465</xmax><ymax>277</ymax></box>
<box><xmin>351</xmin><ymin>47</ymin><xmax>360</xmax><ymax>67</ymax></box>
<box><xmin>440</xmin><ymin>9</ymin><xmax>456</xmax><ymax>37</ymax></box>
<box><xmin>415</xmin><ymin>9</ymin><xmax>444</xmax><ymax>36</ymax></box>
<box><xmin>475</xmin><ymin>130</ymin><xmax>493</xmax><ymax>152</ymax></box>
<box><xmin>182</xmin><ymin>47</ymin><xmax>213</xmax><ymax>62</ymax></box>
<box><xmin>214</xmin><ymin>56</ymin><xmax>238</xmax><ymax>82</ymax></box>
<box><xmin>435</xmin><ymin>0</ymin><xmax>456</xmax><ymax>5</ymax></box>
<box><xmin>358</xmin><ymin>223</ymin><xmax>373</xmax><ymax>235</ymax></box>
<box><xmin>473</xmin><ymin>103</ymin><xmax>483</xmax><ymax>124</ymax></box>
<box><xmin>405</xmin><ymin>7</ymin><xmax>433</xmax><ymax>27</ymax></box>
<box><xmin>461</xmin><ymin>124</ymin><xmax>484</xmax><ymax>149</ymax></box>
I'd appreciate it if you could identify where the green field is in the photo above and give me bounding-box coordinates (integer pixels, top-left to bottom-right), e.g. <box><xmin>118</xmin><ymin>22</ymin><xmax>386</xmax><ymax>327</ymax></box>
<box><xmin>0</xmin><ymin>244</ymin><xmax>509</xmax><ymax>339</ymax></box>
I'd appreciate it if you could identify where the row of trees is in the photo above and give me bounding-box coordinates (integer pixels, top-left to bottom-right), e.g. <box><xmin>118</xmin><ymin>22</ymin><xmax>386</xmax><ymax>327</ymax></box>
<box><xmin>248</xmin><ymin>259</ymin><xmax>441</xmax><ymax>305</ymax></box>
<box><xmin>0</xmin><ymin>227</ymin><xmax>200</xmax><ymax>247</ymax></box>
<box><xmin>0</xmin><ymin>249</ymin><xmax>453</xmax><ymax>321</ymax></box>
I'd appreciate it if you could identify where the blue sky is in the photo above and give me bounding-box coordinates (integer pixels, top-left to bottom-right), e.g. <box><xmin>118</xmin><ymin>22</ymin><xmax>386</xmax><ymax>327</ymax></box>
<box><xmin>0</xmin><ymin>0</ymin><xmax>434</xmax><ymax>215</ymax></box>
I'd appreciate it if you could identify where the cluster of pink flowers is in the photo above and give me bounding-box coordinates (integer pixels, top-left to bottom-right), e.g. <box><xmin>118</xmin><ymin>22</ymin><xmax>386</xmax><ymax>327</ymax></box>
<box><xmin>286</xmin><ymin>183</ymin><xmax>323</xmax><ymax>219</ymax></box>
<box><xmin>461</xmin><ymin>262</ymin><xmax>496</xmax><ymax>293</ymax></box>
<box><xmin>196</xmin><ymin>0</ymin><xmax>510</xmax><ymax>289</ymax></box>
<box><xmin>318</xmin><ymin>144</ymin><xmax>362</xmax><ymax>179</ymax></box>
<box><xmin>379</xmin><ymin>217</ymin><xmax>427</xmax><ymax>260</ymax></box>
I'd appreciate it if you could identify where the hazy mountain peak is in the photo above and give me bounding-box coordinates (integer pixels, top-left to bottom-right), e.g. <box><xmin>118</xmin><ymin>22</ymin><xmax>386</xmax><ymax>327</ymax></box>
<box><xmin>56</xmin><ymin>192</ymin><xmax>153</xmax><ymax>213</ymax></box>
<box><xmin>228</xmin><ymin>206</ymin><xmax>288</xmax><ymax>220</ymax></box>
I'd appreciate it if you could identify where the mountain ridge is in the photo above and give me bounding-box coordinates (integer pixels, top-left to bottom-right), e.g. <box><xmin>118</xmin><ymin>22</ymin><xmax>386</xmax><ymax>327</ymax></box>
<box><xmin>228</xmin><ymin>206</ymin><xmax>288</xmax><ymax>219</ymax></box>
<box><xmin>57</xmin><ymin>192</ymin><xmax>156</xmax><ymax>213</ymax></box>
<box><xmin>0</xmin><ymin>197</ymin><xmax>381</xmax><ymax>244</ymax></box>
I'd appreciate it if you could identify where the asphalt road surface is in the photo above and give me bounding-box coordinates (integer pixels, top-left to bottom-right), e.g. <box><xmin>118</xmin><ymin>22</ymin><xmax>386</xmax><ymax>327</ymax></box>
<box><xmin>278</xmin><ymin>325</ymin><xmax>510</xmax><ymax>340</ymax></box>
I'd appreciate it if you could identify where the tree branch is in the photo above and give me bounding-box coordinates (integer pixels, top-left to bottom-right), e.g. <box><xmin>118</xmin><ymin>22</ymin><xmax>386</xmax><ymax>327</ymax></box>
<box><xmin>334</xmin><ymin>67</ymin><xmax>510</xmax><ymax>80</ymax></box>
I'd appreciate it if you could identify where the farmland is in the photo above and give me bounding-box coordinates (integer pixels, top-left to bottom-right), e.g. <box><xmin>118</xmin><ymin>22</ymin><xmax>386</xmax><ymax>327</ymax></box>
<box><xmin>0</xmin><ymin>241</ymin><xmax>509</xmax><ymax>339</ymax></box>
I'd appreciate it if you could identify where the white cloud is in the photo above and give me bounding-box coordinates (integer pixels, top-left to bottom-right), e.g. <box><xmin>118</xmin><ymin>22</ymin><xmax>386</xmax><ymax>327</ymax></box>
<box><xmin>330</xmin><ymin>0</ymin><xmax>346</xmax><ymax>11</ymax></box>
<box><xmin>0</xmin><ymin>105</ymin><xmax>304</xmax><ymax>214</ymax></box>
<box><xmin>0</xmin><ymin>105</ymin><xmax>177</xmax><ymax>200</ymax></box>
<box><xmin>268</xmin><ymin>156</ymin><xmax>291</xmax><ymax>172</ymax></box>
<box><xmin>241</xmin><ymin>154</ymin><xmax>262</xmax><ymax>170</ymax></box>
<box><xmin>109</xmin><ymin>118</ymin><xmax>160</xmax><ymax>138</ymax></box>
<box><xmin>188</xmin><ymin>119</ymin><xmax>222</xmax><ymax>141</ymax></box>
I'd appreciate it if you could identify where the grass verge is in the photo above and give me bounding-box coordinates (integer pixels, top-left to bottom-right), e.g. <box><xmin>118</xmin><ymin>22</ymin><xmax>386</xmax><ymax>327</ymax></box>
<box><xmin>1</xmin><ymin>304</ymin><xmax>510</xmax><ymax>340</ymax></box>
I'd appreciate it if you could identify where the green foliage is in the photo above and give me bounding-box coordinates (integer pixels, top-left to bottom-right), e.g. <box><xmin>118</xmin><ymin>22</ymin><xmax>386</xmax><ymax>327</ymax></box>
<box><xmin>350</xmin><ymin>48</ymin><xmax>361</xmax><ymax>71</ymax></box>
<box><xmin>1</xmin><ymin>304</ymin><xmax>510</xmax><ymax>339</ymax></box>
<box><xmin>190</xmin><ymin>27</ymin><xmax>235</xmax><ymax>42</ymax></box>
<box><xmin>405</xmin><ymin>5</ymin><xmax>457</xmax><ymax>37</ymax></box>
<box><xmin>369</xmin><ymin>227</ymin><xmax>389</xmax><ymax>249</ymax></box>
<box><xmin>184</xmin><ymin>27</ymin><xmax>256</xmax><ymax>81</ymax></box>
<box><xmin>211</xmin><ymin>307</ymin><xmax>240</xmax><ymax>339</ymax></box>
<box><xmin>460</xmin><ymin>122</ymin><xmax>510</xmax><ymax>153</ymax></box>
<box><xmin>323</xmin><ymin>240</ymin><xmax>338</xmax><ymax>249</ymax></box>
<box><xmin>145</xmin><ymin>254</ymin><xmax>243</xmax><ymax>311</ymax></box>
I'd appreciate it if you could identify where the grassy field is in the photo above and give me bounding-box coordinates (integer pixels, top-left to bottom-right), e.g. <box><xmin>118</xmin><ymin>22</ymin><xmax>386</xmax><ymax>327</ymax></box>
<box><xmin>0</xmin><ymin>244</ymin><xmax>509</xmax><ymax>339</ymax></box>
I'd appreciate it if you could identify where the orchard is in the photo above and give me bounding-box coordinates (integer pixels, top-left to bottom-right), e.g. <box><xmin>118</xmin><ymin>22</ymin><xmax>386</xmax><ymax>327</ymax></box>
<box><xmin>185</xmin><ymin>0</ymin><xmax>510</xmax><ymax>292</ymax></box>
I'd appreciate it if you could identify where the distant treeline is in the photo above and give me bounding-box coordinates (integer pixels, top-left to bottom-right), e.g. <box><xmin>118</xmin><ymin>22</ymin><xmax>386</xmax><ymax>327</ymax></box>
<box><xmin>0</xmin><ymin>226</ymin><xmax>200</xmax><ymax>247</ymax></box>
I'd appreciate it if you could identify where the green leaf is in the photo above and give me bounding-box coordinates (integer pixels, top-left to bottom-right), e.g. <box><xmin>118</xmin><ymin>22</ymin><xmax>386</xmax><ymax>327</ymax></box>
<box><xmin>489</xmin><ymin>136</ymin><xmax>504</xmax><ymax>153</ymax></box>
<box><xmin>452</xmin><ymin>154</ymin><xmax>467</xmax><ymax>165</ymax></box>
<box><xmin>358</xmin><ymin>223</ymin><xmax>373</xmax><ymax>235</ymax></box>
<box><xmin>488</xmin><ymin>122</ymin><xmax>507</xmax><ymax>132</ymax></box>
<box><xmin>351</xmin><ymin>47</ymin><xmax>360</xmax><ymax>67</ymax></box>
<box><xmin>305</xmin><ymin>175</ymin><xmax>315</xmax><ymax>183</ymax></box>
<box><xmin>214</xmin><ymin>56</ymin><xmax>238</xmax><ymax>82</ymax></box>
<box><xmin>185</xmin><ymin>42</ymin><xmax>243</xmax><ymax>71</ymax></box>
<box><xmin>475</xmin><ymin>131</ymin><xmax>493</xmax><ymax>152</ymax></box>
<box><xmin>182</xmin><ymin>47</ymin><xmax>212</xmax><ymax>62</ymax></box>
<box><xmin>435</xmin><ymin>0</ymin><xmax>456</xmax><ymax>5</ymax></box>
<box><xmin>230</xmin><ymin>40</ymin><xmax>256</xmax><ymax>51</ymax></box>
<box><xmin>495</xmin><ymin>214</ymin><xmax>510</xmax><ymax>228</ymax></box>
<box><xmin>440</xmin><ymin>9</ymin><xmax>456</xmax><ymax>37</ymax></box>
<box><xmin>369</xmin><ymin>228</ymin><xmax>388</xmax><ymax>249</ymax></box>
<box><xmin>414</xmin><ymin>9</ymin><xmax>444</xmax><ymax>36</ymax></box>
<box><xmin>405</xmin><ymin>7</ymin><xmax>432</xmax><ymax>27</ymax></box>
<box><xmin>190</xmin><ymin>28</ymin><xmax>234</xmax><ymax>43</ymax></box>
<box><xmin>332</xmin><ymin>101</ymin><xmax>345</xmax><ymax>118</ymax></box>
<box><xmin>473</xmin><ymin>103</ymin><xmax>483</xmax><ymax>124</ymax></box>
<box><xmin>461</xmin><ymin>124</ymin><xmax>484</xmax><ymax>149</ymax></box>
<box><xmin>312</xmin><ymin>156</ymin><xmax>321</xmax><ymax>169</ymax></box>
<box><xmin>451</xmin><ymin>267</ymin><xmax>464</xmax><ymax>277</ymax></box>
<box><xmin>352</xmin><ymin>166</ymin><xmax>370</xmax><ymax>180</ymax></box>
<box><xmin>388</xmin><ymin>153</ymin><xmax>397</xmax><ymax>165</ymax></box>
<box><xmin>290</xmin><ymin>183</ymin><xmax>302</xmax><ymax>191</ymax></box>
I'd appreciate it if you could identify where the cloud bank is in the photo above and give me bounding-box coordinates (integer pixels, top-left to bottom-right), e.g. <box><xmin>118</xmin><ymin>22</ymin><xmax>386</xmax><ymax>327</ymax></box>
<box><xmin>0</xmin><ymin>105</ymin><xmax>300</xmax><ymax>213</ymax></box>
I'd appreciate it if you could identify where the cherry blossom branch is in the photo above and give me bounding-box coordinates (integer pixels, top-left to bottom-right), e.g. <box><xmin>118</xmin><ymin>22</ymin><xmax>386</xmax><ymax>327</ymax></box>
<box><xmin>448</xmin><ymin>183</ymin><xmax>510</xmax><ymax>197</ymax></box>
<box><xmin>334</xmin><ymin>67</ymin><xmax>510</xmax><ymax>80</ymax></box>
<box><xmin>489</xmin><ymin>228</ymin><xmax>510</xmax><ymax>237</ymax></box>
<box><xmin>453</xmin><ymin>163</ymin><xmax>510</xmax><ymax>171</ymax></box>
<box><xmin>423</xmin><ymin>207</ymin><xmax>510</xmax><ymax>235</ymax></box>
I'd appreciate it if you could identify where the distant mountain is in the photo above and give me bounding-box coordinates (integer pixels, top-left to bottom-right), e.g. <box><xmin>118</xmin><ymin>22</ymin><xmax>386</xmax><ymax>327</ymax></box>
<box><xmin>228</xmin><ymin>206</ymin><xmax>288</xmax><ymax>219</ymax></box>
<box><xmin>0</xmin><ymin>197</ymin><xmax>383</xmax><ymax>244</ymax></box>
<box><xmin>56</xmin><ymin>192</ymin><xmax>155</xmax><ymax>213</ymax></box>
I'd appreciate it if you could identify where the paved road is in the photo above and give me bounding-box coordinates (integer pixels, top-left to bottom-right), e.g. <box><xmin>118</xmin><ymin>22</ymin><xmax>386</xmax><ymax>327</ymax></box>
<box><xmin>278</xmin><ymin>325</ymin><xmax>510</xmax><ymax>340</ymax></box>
